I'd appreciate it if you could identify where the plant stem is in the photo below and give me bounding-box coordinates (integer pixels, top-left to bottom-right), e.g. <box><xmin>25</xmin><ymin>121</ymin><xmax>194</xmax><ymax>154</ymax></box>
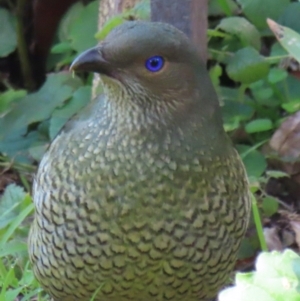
<box><xmin>208</xmin><ymin>48</ymin><xmax>234</xmax><ymax>57</ymax></box>
<box><xmin>16</xmin><ymin>0</ymin><xmax>35</xmax><ymax>90</ymax></box>
<box><xmin>251</xmin><ymin>192</ymin><xmax>268</xmax><ymax>251</ymax></box>
<box><xmin>238</xmin><ymin>84</ymin><xmax>247</xmax><ymax>102</ymax></box>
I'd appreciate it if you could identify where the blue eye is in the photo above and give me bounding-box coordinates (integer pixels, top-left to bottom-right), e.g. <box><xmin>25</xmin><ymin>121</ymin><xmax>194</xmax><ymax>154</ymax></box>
<box><xmin>145</xmin><ymin>56</ymin><xmax>164</xmax><ymax>72</ymax></box>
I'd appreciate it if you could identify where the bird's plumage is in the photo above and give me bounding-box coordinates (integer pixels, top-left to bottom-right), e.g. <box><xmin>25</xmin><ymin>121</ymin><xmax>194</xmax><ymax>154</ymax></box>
<box><xmin>28</xmin><ymin>21</ymin><xmax>251</xmax><ymax>301</ymax></box>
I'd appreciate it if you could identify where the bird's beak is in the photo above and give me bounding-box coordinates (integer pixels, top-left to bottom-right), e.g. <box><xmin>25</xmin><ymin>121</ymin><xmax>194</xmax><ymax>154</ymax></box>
<box><xmin>70</xmin><ymin>46</ymin><xmax>112</xmax><ymax>77</ymax></box>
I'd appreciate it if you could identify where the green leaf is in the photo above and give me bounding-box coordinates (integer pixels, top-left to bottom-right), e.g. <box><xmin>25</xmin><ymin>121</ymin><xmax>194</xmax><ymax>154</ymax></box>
<box><xmin>282</xmin><ymin>100</ymin><xmax>300</xmax><ymax>113</ymax></box>
<box><xmin>266</xmin><ymin>170</ymin><xmax>289</xmax><ymax>179</ymax></box>
<box><xmin>268</xmin><ymin>68</ymin><xmax>288</xmax><ymax>84</ymax></box>
<box><xmin>227</xmin><ymin>47</ymin><xmax>270</xmax><ymax>84</ymax></box>
<box><xmin>0</xmin><ymin>201</ymin><xmax>33</xmax><ymax>245</ymax></box>
<box><xmin>255</xmin><ymin>88</ymin><xmax>273</xmax><ymax>101</ymax></box>
<box><xmin>220</xmin><ymin>250</ymin><xmax>300</xmax><ymax>301</ymax></box>
<box><xmin>209</xmin><ymin>0</ymin><xmax>238</xmax><ymax>16</ymax></box>
<box><xmin>49</xmin><ymin>86</ymin><xmax>91</xmax><ymax>140</ymax></box>
<box><xmin>270</xmin><ymin>41</ymin><xmax>289</xmax><ymax>59</ymax></box>
<box><xmin>219</xmin><ymin>283</ymin><xmax>275</xmax><ymax>301</ymax></box>
<box><xmin>58</xmin><ymin>2</ymin><xmax>85</xmax><ymax>42</ymax></box>
<box><xmin>254</xmin><ymin>251</ymin><xmax>300</xmax><ymax>296</ymax></box>
<box><xmin>28</xmin><ymin>142</ymin><xmax>49</xmax><ymax>162</ymax></box>
<box><xmin>209</xmin><ymin>64</ymin><xmax>222</xmax><ymax>91</ymax></box>
<box><xmin>0</xmin><ymin>72</ymin><xmax>82</xmax><ymax>140</ymax></box>
<box><xmin>0</xmin><ymin>8</ymin><xmax>17</xmax><ymax>57</ymax></box>
<box><xmin>5</xmin><ymin>287</ymin><xmax>24</xmax><ymax>301</ymax></box>
<box><xmin>95</xmin><ymin>16</ymin><xmax>125</xmax><ymax>40</ymax></box>
<box><xmin>278</xmin><ymin>3</ymin><xmax>300</xmax><ymax>34</ymax></box>
<box><xmin>0</xmin><ymin>184</ymin><xmax>27</xmax><ymax>229</ymax></box>
<box><xmin>238</xmin><ymin>238</ymin><xmax>255</xmax><ymax>259</ymax></box>
<box><xmin>51</xmin><ymin>42</ymin><xmax>73</xmax><ymax>54</ymax></box>
<box><xmin>216</xmin><ymin>0</ymin><xmax>233</xmax><ymax>16</ymax></box>
<box><xmin>69</xmin><ymin>1</ymin><xmax>99</xmax><ymax>52</ymax></box>
<box><xmin>0</xmin><ymin>129</ymin><xmax>39</xmax><ymax>162</ymax></box>
<box><xmin>0</xmin><ymin>241</ymin><xmax>27</xmax><ymax>257</ymax></box>
<box><xmin>218</xmin><ymin>17</ymin><xmax>261</xmax><ymax>50</ymax></box>
<box><xmin>236</xmin><ymin>0</ymin><xmax>290</xmax><ymax>30</ymax></box>
<box><xmin>277</xmin><ymin>74</ymin><xmax>300</xmax><ymax>102</ymax></box>
<box><xmin>95</xmin><ymin>0</ymin><xmax>150</xmax><ymax>40</ymax></box>
<box><xmin>0</xmin><ymin>266</ymin><xmax>18</xmax><ymax>300</ymax></box>
<box><xmin>221</xmin><ymin>87</ymin><xmax>254</xmax><ymax>130</ymax></box>
<box><xmin>250</xmin><ymin>82</ymin><xmax>274</xmax><ymax>102</ymax></box>
<box><xmin>268</xmin><ymin>19</ymin><xmax>300</xmax><ymax>65</ymax></box>
<box><xmin>262</xmin><ymin>196</ymin><xmax>279</xmax><ymax>217</ymax></box>
<box><xmin>237</xmin><ymin>145</ymin><xmax>267</xmax><ymax>178</ymax></box>
<box><xmin>0</xmin><ymin>89</ymin><xmax>27</xmax><ymax>114</ymax></box>
<box><xmin>207</xmin><ymin>29</ymin><xmax>230</xmax><ymax>38</ymax></box>
<box><xmin>124</xmin><ymin>0</ymin><xmax>150</xmax><ymax>20</ymax></box>
<box><xmin>245</xmin><ymin>119</ymin><xmax>273</xmax><ymax>133</ymax></box>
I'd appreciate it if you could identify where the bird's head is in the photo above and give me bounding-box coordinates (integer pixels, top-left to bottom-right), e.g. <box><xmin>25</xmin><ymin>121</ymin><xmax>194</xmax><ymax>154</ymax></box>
<box><xmin>70</xmin><ymin>21</ymin><xmax>221</xmax><ymax>126</ymax></box>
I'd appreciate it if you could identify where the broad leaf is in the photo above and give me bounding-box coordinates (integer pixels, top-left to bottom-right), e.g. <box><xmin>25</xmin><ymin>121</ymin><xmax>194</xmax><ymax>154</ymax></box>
<box><xmin>268</xmin><ymin>19</ymin><xmax>300</xmax><ymax>65</ymax></box>
<box><xmin>69</xmin><ymin>1</ymin><xmax>99</xmax><ymax>52</ymax></box>
<box><xmin>237</xmin><ymin>0</ymin><xmax>290</xmax><ymax>30</ymax></box>
<box><xmin>227</xmin><ymin>47</ymin><xmax>269</xmax><ymax>84</ymax></box>
<box><xmin>49</xmin><ymin>86</ymin><xmax>91</xmax><ymax>140</ymax></box>
<box><xmin>0</xmin><ymin>9</ymin><xmax>17</xmax><ymax>57</ymax></box>
<box><xmin>245</xmin><ymin>119</ymin><xmax>273</xmax><ymax>133</ymax></box>
<box><xmin>0</xmin><ymin>73</ymin><xmax>82</xmax><ymax>140</ymax></box>
<box><xmin>237</xmin><ymin>144</ymin><xmax>267</xmax><ymax>178</ymax></box>
<box><xmin>218</xmin><ymin>17</ymin><xmax>261</xmax><ymax>50</ymax></box>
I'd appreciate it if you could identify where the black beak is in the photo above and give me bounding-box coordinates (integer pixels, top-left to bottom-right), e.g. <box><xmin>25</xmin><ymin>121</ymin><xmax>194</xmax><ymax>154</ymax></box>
<box><xmin>70</xmin><ymin>46</ymin><xmax>112</xmax><ymax>76</ymax></box>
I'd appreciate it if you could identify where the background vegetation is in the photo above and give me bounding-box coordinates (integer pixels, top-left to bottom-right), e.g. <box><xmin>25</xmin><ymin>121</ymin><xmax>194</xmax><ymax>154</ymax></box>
<box><xmin>1</xmin><ymin>0</ymin><xmax>300</xmax><ymax>300</ymax></box>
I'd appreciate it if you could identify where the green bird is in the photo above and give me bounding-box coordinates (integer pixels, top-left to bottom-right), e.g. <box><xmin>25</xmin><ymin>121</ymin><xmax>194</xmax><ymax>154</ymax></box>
<box><xmin>28</xmin><ymin>21</ymin><xmax>251</xmax><ymax>301</ymax></box>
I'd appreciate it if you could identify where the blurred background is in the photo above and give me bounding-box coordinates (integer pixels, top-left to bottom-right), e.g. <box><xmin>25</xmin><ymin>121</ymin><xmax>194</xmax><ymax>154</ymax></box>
<box><xmin>1</xmin><ymin>0</ymin><xmax>300</xmax><ymax>300</ymax></box>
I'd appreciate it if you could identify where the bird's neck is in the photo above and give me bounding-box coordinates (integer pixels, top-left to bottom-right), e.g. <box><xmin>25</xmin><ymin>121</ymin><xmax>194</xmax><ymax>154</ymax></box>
<box><xmin>99</xmin><ymin>82</ymin><xmax>229</xmax><ymax>155</ymax></box>
<box><xmin>102</xmin><ymin>84</ymin><xmax>183</xmax><ymax>130</ymax></box>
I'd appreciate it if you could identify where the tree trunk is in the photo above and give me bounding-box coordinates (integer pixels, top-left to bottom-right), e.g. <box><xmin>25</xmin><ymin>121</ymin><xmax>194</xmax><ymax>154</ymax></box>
<box><xmin>151</xmin><ymin>0</ymin><xmax>208</xmax><ymax>62</ymax></box>
<box><xmin>92</xmin><ymin>0</ymin><xmax>209</xmax><ymax>97</ymax></box>
<box><xmin>92</xmin><ymin>0</ymin><xmax>140</xmax><ymax>97</ymax></box>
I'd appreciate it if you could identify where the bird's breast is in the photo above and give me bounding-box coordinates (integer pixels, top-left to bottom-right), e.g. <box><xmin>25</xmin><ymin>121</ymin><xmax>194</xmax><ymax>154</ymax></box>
<box><xmin>29</xmin><ymin>117</ymin><xmax>250</xmax><ymax>301</ymax></box>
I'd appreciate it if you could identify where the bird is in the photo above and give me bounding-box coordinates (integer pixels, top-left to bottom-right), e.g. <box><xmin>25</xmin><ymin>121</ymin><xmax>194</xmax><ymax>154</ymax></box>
<box><xmin>28</xmin><ymin>21</ymin><xmax>251</xmax><ymax>301</ymax></box>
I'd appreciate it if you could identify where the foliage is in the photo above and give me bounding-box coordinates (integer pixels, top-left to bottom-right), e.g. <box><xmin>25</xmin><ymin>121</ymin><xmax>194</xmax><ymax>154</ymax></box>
<box><xmin>0</xmin><ymin>0</ymin><xmax>150</xmax><ymax>164</ymax></box>
<box><xmin>0</xmin><ymin>8</ymin><xmax>17</xmax><ymax>57</ymax></box>
<box><xmin>1</xmin><ymin>0</ymin><xmax>300</xmax><ymax>300</ymax></box>
<box><xmin>0</xmin><ymin>2</ymin><xmax>151</xmax><ymax>299</ymax></box>
<box><xmin>95</xmin><ymin>0</ymin><xmax>150</xmax><ymax>40</ymax></box>
<box><xmin>208</xmin><ymin>1</ymin><xmax>300</xmax><ymax>258</ymax></box>
<box><xmin>0</xmin><ymin>184</ymin><xmax>40</xmax><ymax>301</ymax></box>
<box><xmin>219</xmin><ymin>249</ymin><xmax>300</xmax><ymax>301</ymax></box>
<box><xmin>268</xmin><ymin>18</ymin><xmax>300</xmax><ymax>63</ymax></box>
<box><xmin>51</xmin><ymin>1</ymin><xmax>99</xmax><ymax>65</ymax></box>
<box><xmin>0</xmin><ymin>73</ymin><xmax>90</xmax><ymax>162</ymax></box>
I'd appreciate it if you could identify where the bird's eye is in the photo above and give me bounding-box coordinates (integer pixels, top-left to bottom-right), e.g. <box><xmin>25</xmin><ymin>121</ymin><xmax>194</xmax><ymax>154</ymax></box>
<box><xmin>145</xmin><ymin>56</ymin><xmax>164</xmax><ymax>72</ymax></box>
